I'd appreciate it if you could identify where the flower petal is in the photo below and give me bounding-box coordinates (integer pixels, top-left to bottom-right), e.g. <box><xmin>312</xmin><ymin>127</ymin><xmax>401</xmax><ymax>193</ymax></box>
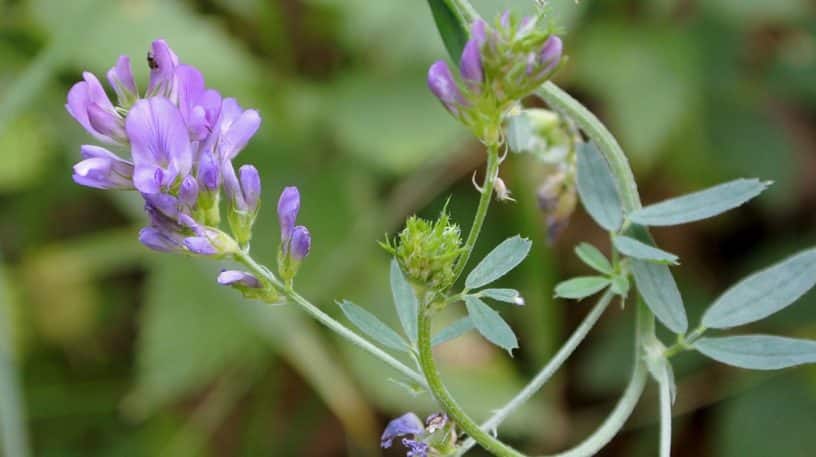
<box><xmin>380</xmin><ymin>413</ymin><xmax>423</xmax><ymax>448</ymax></box>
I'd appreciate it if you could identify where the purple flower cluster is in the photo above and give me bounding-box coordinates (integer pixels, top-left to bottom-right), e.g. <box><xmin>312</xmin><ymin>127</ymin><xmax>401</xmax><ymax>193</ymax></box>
<box><xmin>381</xmin><ymin>412</ymin><xmax>455</xmax><ymax>457</ymax></box>
<box><xmin>67</xmin><ymin>39</ymin><xmax>262</xmax><ymax>255</ymax></box>
<box><xmin>428</xmin><ymin>13</ymin><xmax>563</xmax><ymax>120</ymax></box>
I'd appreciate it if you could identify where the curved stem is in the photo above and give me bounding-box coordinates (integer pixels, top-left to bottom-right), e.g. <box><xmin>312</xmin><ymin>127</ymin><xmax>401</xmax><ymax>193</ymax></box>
<box><xmin>234</xmin><ymin>251</ymin><xmax>427</xmax><ymax>387</ymax></box>
<box><xmin>456</xmin><ymin>289</ymin><xmax>616</xmax><ymax>455</ymax></box>
<box><xmin>537</xmin><ymin>83</ymin><xmax>641</xmax><ymax>212</ymax></box>
<box><xmin>417</xmin><ymin>307</ymin><xmax>526</xmax><ymax>457</ymax></box>
<box><xmin>541</xmin><ymin>302</ymin><xmax>652</xmax><ymax>457</ymax></box>
<box><xmin>451</xmin><ymin>144</ymin><xmax>501</xmax><ymax>284</ymax></box>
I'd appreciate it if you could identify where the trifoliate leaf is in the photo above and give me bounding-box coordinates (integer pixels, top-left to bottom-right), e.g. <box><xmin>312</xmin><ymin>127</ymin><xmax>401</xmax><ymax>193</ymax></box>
<box><xmin>694</xmin><ymin>335</ymin><xmax>816</xmax><ymax>370</ymax></box>
<box><xmin>464</xmin><ymin>296</ymin><xmax>518</xmax><ymax>354</ymax></box>
<box><xmin>465</xmin><ymin>236</ymin><xmax>532</xmax><ymax>290</ymax></box>
<box><xmin>554</xmin><ymin>276</ymin><xmax>611</xmax><ymax>300</ymax></box>
<box><xmin>576</xmin><ymin>141</ymin><xmax>623</xmax><ymax>231</ymax></box>
<box><xmin>338</xmin><ymin>300</ymin><xmax>408</xmax><ymax>352</ymax></box>
<box><xmin>613</xmin><ymin>235</ymin><xmax>679</xmax><ymax>265</ymax></box>
<box><xmin>575</xmin><ymin>242</ymin><xmax>614</xmax><ymax>274</ymax></box>
<box><xmin>630</xmin><ymin>260</ymin><xmax>687</xmax><ymax>334</ymax></box>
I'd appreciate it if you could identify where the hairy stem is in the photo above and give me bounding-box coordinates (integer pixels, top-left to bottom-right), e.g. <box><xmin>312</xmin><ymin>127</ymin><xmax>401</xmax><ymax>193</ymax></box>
<box><xmin>417</xmin><ymin>306</ymin><xmax>526</xmax><ymax>457</ymax></box>
<box><xmin>456</xmin><ymin>289</ymin><xmax>616</xmax><ymax>455</ymax></box>
<box><xmin>234</xmin><ymin>251</ymin><xmax>427</xmax><ymax>387</ymax></box>
<box><xmin>451</xmin><ymin>143</ymin><xmax>501</xmax><ymax>284</ymax></box>
<box><xmin>659</xmin><ymin>376</ymin><xmax>673</xmax><ymax>457</ymax></box>
<box><xmin>542</xmin><ymin>302</ymin><xmax>652</xmax><ymax>457</ymax></box>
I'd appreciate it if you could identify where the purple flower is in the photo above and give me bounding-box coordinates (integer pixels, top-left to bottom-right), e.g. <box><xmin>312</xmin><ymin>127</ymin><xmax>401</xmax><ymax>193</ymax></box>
<box><xmin>277</xmin><ymin>186</ymin><xmax>300</xmax><ymax>243</ymax></box>
<box><xmin>107</xmin><ymin>55</ymin><xmax>138</xmax><ymax>105</ymax></box>
<box><xmin>427</xmin><ymin>61</ymin><xmax>466</xmax><ymax>115</ymax></box>
<box><xmin>72</xmin><ymin>145</ymin><xmax>134</xmax><ymax>190</ymax></box>
<box><xmin>126</xmin><ymin>97</ymin><xmax>193</xmax><ymax>194</ymax></box>
<box><xmin>175</xmin><ymin>64</ymin><xmax>222</xmax><ymax>141</ymax></box>
<box><xmin>211</xmin><ymin>98</ymin><xmax>262</xmax><ymax>161</ymax></box>
<box><xmin>146</xmin><ymin>39</ymin><xmax>179</xmax><ymax>98</ymax></box>
<box><xmin>290</xmin><ymin>226</ymin><xmax>311</xmax><ymax>261</ymax></box>
<box><xmin>217</xmin><ymin>270</ymin><xmax>262</xmax><ymax>288</ymax></box>
<box><xmin>183</xmin><ymin>236</ymin><xmax>217</xmax><ymax>255</ymax></box>
<box><xmin>381</xmin><ymin>413</ymin><xmax>424</xmax><ymax>448</ymax></box>
<box><xmin>66</xmin><ymin>72</ymin><xmax>126</xmax><ymax>144</ymax></box>
<box><xmin>402</xmin><ymin>439</ymin><xmax>430</xmax><ymax>457</ymax></box>
<box><xmin>138</xmin><ymin>227</ymin><xmax>183</xmax><ymax>253</ymax></box>
<box><xmin>178</xmin><ymin>175</ymin><xmax>199</xmax><ymax>208</ymax></box>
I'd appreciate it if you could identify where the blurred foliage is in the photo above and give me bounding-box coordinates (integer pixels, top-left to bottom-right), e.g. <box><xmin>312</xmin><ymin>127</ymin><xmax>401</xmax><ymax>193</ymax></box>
<box><xmin>0</xmin><ymin>0</ymin><xmax>815</xmax><ymax>455</ymax></box>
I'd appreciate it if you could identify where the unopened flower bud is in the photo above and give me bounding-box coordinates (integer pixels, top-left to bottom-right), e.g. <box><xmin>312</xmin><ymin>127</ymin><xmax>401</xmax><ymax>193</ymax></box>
<box><xmin>427</xmin><ymin>60</ymin><xmax>466</xmax><ymax>115</ymax></box>
<box><xmin>290</xmin><ymin>226</ymin><xmax>311</xmax><ymax>261</ymax></box>
<box><xmin>384</xmin><ymin>210</ymin><xmax>463</xmax><ymax>291</ymax></box>
<box><xmin>139</xmin><ymin>227</ymin><xmax>183</xmax><ymax>253</ymax></box>
<box><xmin>179</xmin><ymin>175</ymin><xmax>199</xmax><ymax>208</ymax></box>
<box><xmin>277</xmin><ymin>186</ymin><xmax>300</xmax><ymax>243</ymax></box>
<box><xmin>239</xmin><ymin>164</ymin><xmax>261</xmax><ymax>213</ymax></box>
<box><xmin>460</xmin><ymin>38</ymin><xmax>484</xmax><ymax>88</ymax></box>
<box><xmin>217</xmin><ymin>270</ymin><xmax>261</xmax><ymax>288</ymax></box>
<box><xmin>87</xmin><ymin>103</ymin><xmax>127</xmax><ymax>143</ymax></box>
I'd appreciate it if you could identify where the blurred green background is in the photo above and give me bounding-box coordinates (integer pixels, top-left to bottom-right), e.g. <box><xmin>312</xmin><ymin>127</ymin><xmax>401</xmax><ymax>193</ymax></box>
<box><xmin>1</xmin><ymin>0</ymin><xmax>815</xmax><ymax>456</ymax></box>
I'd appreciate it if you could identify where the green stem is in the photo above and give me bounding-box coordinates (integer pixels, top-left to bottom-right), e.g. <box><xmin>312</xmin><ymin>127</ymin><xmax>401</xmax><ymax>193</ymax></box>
<box><xmin>456</xmin><ymin>289</ymin><xmax>616</xmax><ymax>455</ymax></box>
<box><xmin>417</xmin><ymin>307</ymin><xmax>526</xmax><ymax>457</ymax></box>
<box><xmin>451</xmin><ymin>143</ymin><xmax>501</xmax><ymax>284</ymax></box>
<box><xmin>659</xmin><ymin>374</ymin><xmax>672</xmax><ymax>457</ymax></box>
<box><xmin>233</xmin><ymin>251</ymin><xmax>427</xmax><ymax>387</ymax></box>
<box><xmin>537</xmin><ymin>83</ymin><xmax>641</xmax><ymax>213</ymax></box>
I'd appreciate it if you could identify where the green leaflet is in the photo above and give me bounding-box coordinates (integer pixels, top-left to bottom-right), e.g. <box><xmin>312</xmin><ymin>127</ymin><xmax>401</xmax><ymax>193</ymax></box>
<box><xmin>465</xmin><ymin>236</ymin><xmax>532</xmax><ymax>290</ymax></box>
<box><xmin>629</xmin><ymin>178</ymin><xmax>770</xmax><ymax>226</ymax></box>
<box><xmin>464</xmin><ymin>296</ymin><xmax>519</xmax><ymax>354</ymax></box>
<box><xmin>702</xmin><ymin>248</ymin><xmax>816</xmax><ymax>329</ymax></box>
<box><xmin>695</xmin><ymin>335</ymin><xmax>816</xmax><ymax>370</ymax></box>
<box><xmin>576</xmin><ymin>142</ymin><xmax>624</xmax><ymax>231</ymax></box>
<box><xmin>338</xmin><ymin>300</ymin><xmax>408</xmax><ymax>352</ymax></box>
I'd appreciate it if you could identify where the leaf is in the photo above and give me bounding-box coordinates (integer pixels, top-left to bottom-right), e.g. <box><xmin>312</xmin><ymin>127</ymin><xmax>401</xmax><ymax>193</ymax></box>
<box><xmin>694</xmin><ymin>335</ymin><xmax>816</xmax><ymax>370</ymax></box>
<box><xmin>702</xmin><ymin>248</ymin><xmax>816</xmax><ymax>329</ymax></box>
<box><xmin>390</xmin><ymin>259</ymin><xmax>419</xmax><ymax>344</ymax></box>
<box><xmin>576</xmin><ymin>142</ymin><xmax>624</xmax><ymax>231</ymax></box>
<box><xmin>464</xmin><ymin>296</ymin><xmax>518</xmax><ymax>354</ymax></box>
<box><xmin>465</xmin><ymin>236</ymin><xmax>532</xmax><ymax>290</ymax></box>
<box><xmin>575</xmin><ymin>242</ymin><xmax>614</xmax><ymax>274</ymax></box>
<box><xmin>554</xmin><ymin>276</ymin><xmax>611</xmax><ymax>300</ymax></box>
<box><xmin>479</xmin><ymin>288</ymin><xmax>525</xmax><ymax>306</ymax></box>
<box><xmin>628</xmin><ymin>178</ymin><xmax>770</xmax><ymax>226</ymax></box>
<box><xmin>610</xmin><ymin>275</ymin><xmax>630</xmax><ymax>297</ymax></box>
<box><xmin>431</xmin><ymin>317</ymin><xmax>475</xmax><ymax>346</ymax></box>
<box><xmin>426</xmin><ymin>0</ymin><xmax>468</xmax><ymax>61</ymax></box>
<box><xmin>630</xmin><ymin>259</ymin><xmax>688</xmax><ymax>333</ymax></box>
<box><xmin>337</xmin><ymin>300</ymin><xmax>408</xmax><ymax>352</ymax></box>
<box><xmin>613</xmin><ymin>235</ymin><xmax>679</xmax><ymax>265</ymax></box>
<box><xmin>505</xmin><ymin>112</ymin><xmax>537</xmax><ymax>154</ymax></box>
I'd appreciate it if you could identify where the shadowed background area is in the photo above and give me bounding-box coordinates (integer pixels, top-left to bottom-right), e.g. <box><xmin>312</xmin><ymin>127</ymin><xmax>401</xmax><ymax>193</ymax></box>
<box><xmin>1</xmin><ymin>0</ymin><xmax>815</xmax><ymax>456</ymax></box>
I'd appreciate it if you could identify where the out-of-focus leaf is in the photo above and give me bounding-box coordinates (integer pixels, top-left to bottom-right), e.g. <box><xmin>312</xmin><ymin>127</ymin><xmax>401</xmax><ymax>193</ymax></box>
<box><xmin>128</xmin><ymin>258</ymin><xmax>266</xmax><ymax>416</ymax></box>
<box><xmin>554</xmin><ymin>276</ymin><xmax>610</xmax><ymax>300</ymax></box>
<box><xmin>426</xmin><ymin>0</ymin><xmax>468</xmax><ymax>61</ymax></box>
<box><xmin>573</xmin><ymin>23</ymin><xmax>699</xmax><ymax>167</ymax></box>
<box><xmin>694</xmin><ymin>335</ymin><xmax>816</xmax><ymax>370</ymax></box>
<box><xmin>432</xmin><ymin>316</ymin><xmax>474</xmax><ymax>346</ymax></box>
<box><xmin>576</xmin><ymin>142</ymin><xmax>623</xmax><ymax>231</ymax></box>
<box><xmin>715</xmin><ymin>376</ymin><xmax>816</xmax><ymax>457</ymax></box>
<box><xmin>628</xmin><ymin>179</ymin><xmax>769</xmax><ymax>226</ymax></box>
<box><xmin>465</xmin><ymin>235</ymin><xmax>532</xmax><ymax>290</ymax></box>
<box><xmin>0</xmin><ymin>252</ymin><xmax>31</xmax><ymax>457</ymax></box>
<box><xmin>703</xmin><ymin>249</ymin><xmax>816</xmax><ymax>329</ymax></box>
<box><xmin>613</xmin><ymin>235</ymin><xmax>679</xmax><ymax>265</ymax></box>
<box><xmin>630</xmin><ymin>260</ymin><xmax>687</xmax><ymax>334</ymax></box>
<box><xmin>338</xmin><ymin>300</ymin><xmax>408</xmax><ymax>352</ymax></box>
<box><xmin>463</xmin><ymin>296</ymin><xmax>518</xmax><ymax>354</ymax></box>
<box><xmin>34</xmin><ymin>0</ymin><xmax>261</xmax><ymax>99</ymax></box>
<box><xmin>329</xmin><ymin>71</ymin><xmax>465</xmax><ymax>173</ymax></box>
<box><xmin>390</xmin><ymin>259</ymin><xmax>419</xmax><ymax>344</ymax></box>
<box><xmin>611</xmin><ymin>275</ymin><xmax>630</xmax><ymax>297</ymax></box>
<box><xmin>478</xmin><ymin>288</ymin><xmax>524</xmax><ymax>306</ymax></box>
<box><xmin>0</xmin><ymin>116</ymin><xmax>53</xmax><ymax>192</ymax></box>
<box><xmin>701</xmin><ymin>0</ymin><xmax>812</xmax><ymax>26</ymax></box>
<box><xmin>575</xmin><ymin>242</ymin><xmax>613</xmax><ymax>274</ymax></box>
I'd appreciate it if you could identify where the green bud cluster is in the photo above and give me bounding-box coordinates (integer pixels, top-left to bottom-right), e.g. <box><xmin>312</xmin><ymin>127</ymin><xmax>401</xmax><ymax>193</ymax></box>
<box><xmin>382</xmin><ymin>211</ymin><xmax>464</xmax><ymax>291</ymax></box>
